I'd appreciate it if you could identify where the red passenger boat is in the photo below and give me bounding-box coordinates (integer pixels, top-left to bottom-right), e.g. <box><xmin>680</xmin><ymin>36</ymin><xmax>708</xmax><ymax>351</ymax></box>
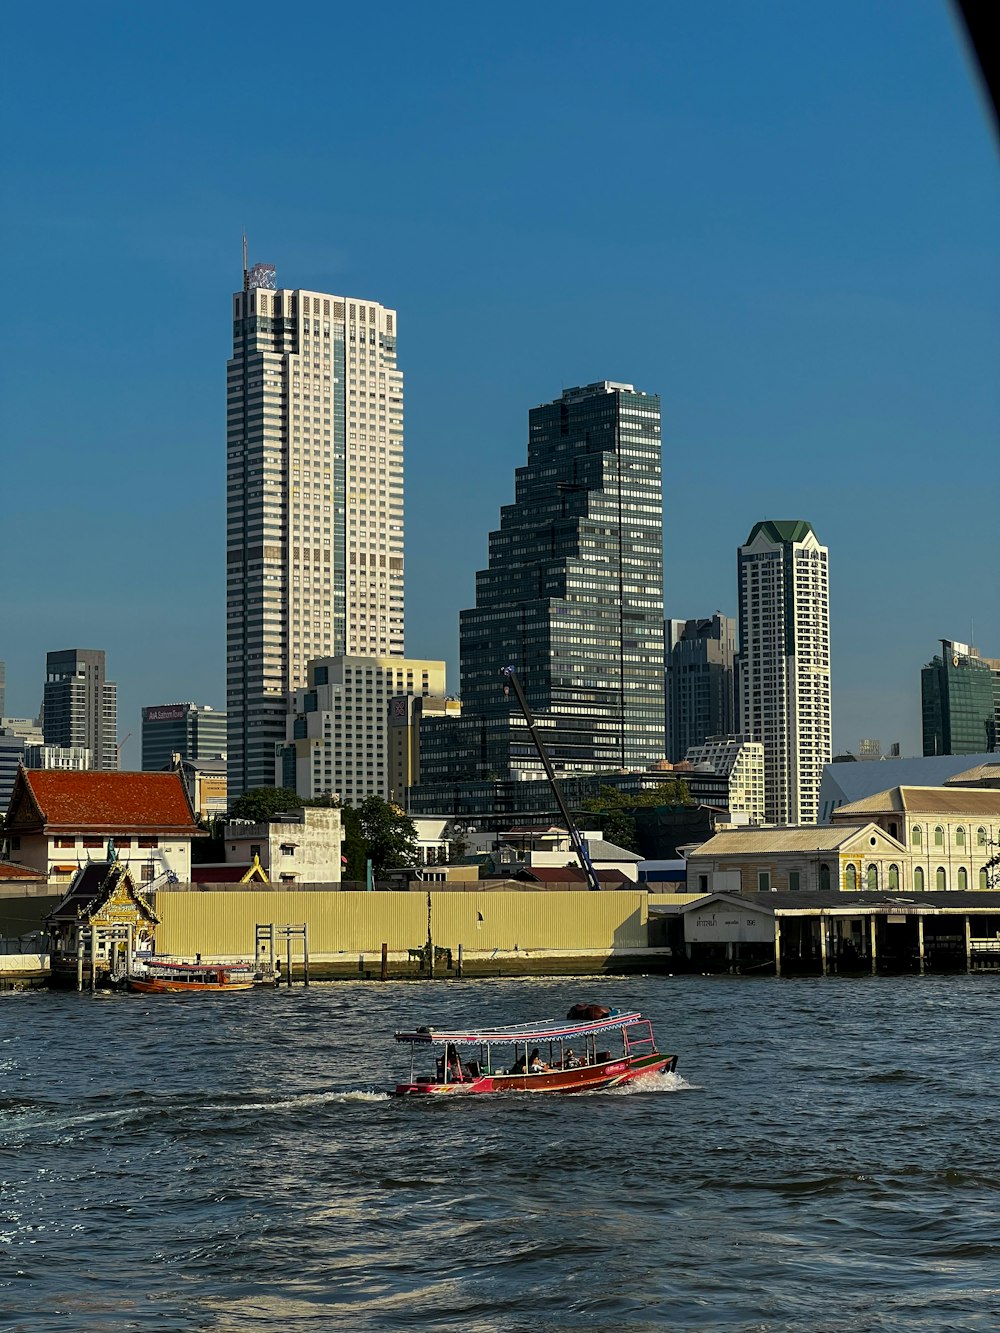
<box><xmin>393</xmin><ymin>1007</ymin><xmax>677</xmax><ymax>1096</ymax></box>
<box><xmin>127</xmin><ymin>960</ymin><xmax>256</xmax><ymax>993</ymax></box>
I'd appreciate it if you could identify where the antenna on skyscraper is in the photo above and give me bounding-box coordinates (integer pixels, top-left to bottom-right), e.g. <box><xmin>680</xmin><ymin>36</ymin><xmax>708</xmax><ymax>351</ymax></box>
<box><xmin>242</xmin><ymin>230</ymin><xmax>249</xmax><ymax>292</ymax></box>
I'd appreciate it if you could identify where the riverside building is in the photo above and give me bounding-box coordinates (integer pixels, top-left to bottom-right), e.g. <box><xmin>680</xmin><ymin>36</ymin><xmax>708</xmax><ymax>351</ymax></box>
<box><xmin>737</xmin><ymin>521</ymin><xmax>831</xmax><ymax>826</ymax></box>
<box><xmin>414</xmin><ymin>380</ymin><xmax>665</xmax><ymax>801</ymax></box>
<box><xmin>226</xmin><ymin>257</ymin><xmax>404</xmax><ymax>798</ymax></box>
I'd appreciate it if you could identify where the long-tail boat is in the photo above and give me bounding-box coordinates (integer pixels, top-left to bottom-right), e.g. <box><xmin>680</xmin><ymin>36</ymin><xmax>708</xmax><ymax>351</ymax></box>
<box><xmin>393</xmin><ymin>1006</ymin><xmax>676</xmax><ymax>1096</ymax></box>
<box><xmin>127</xmin><ymin>960</ymin><xmax>255</xmax><ymax>993</ymax></box>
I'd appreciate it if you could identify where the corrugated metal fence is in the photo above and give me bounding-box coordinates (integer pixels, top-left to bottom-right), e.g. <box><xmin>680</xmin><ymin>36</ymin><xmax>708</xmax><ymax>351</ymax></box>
<box><xmin>153</xmin><ymin>889</ymin><xmax>649</xmax><ymax>957</ymax></box>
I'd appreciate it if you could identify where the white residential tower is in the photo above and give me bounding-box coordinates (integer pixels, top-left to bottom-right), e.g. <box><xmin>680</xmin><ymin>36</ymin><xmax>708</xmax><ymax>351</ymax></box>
<box><xmin>737</xmin><ymin>521</ymin><xmax>831</xmax><ymax>825</ymax></box>
<box><xmin>227</xmin><ymin>259</ymin><xmax>405</xmax><ymax>797</ymax></box>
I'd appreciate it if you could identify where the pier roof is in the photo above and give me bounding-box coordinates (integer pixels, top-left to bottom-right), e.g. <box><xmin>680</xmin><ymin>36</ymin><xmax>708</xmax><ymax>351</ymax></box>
<box><xmin>5</xmin><ymin>769</ymin><xmax>200</xmax><ymax>835</ymax></box>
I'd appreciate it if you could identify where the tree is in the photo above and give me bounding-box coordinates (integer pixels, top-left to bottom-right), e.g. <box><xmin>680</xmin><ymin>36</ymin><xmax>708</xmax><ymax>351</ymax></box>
<box><xmin>355</xmin><ymin>795</ymin><xmax>418</xmax><ymax>879</ymax></box>
<box><xmin>228</xmin><ymin>787</ymin><xmax>304</xmax><ymax>823</ymax></box>
<box><xmin>339</xmin><ymin>805</ymin><xmax>369</xmax><ymax>882</ymax></box>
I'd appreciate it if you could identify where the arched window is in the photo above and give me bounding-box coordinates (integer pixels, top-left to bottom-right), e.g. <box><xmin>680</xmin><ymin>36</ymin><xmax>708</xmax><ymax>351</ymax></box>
<box><xmin>914</xmin><ymin>866</ymin><xmax>925</xmax><ymax>892</ymax></box>
<box><xmin>956</xmin><ymin>827</ymin><xmax>966</xmax><ymax>849</ymax></box>
<box><xmin>936</xmin><ymin>866</ymin><xmax>947</xmax><ymax>891</ymax></box>
<box><xmin>977</xmin><ymin>827</ymin><xmax>988</xmax><ymax>847</ymax></box>
<box><xmin>934</xmin><ymin>826</ymin><xmax>944</xmax><ymax>848</ymax></box>
<box><xmin>981</xmin><ymin>868</ymin><xmax>990</xmax><ymax>890</ymax></box>
<box><xmin>845</xmin><ymin>863</ymin><xmax>857</xmax><ymax>892</ymax></box>
<box><xmin>957</xmin><ymin>867</ymin><xmax>968</xmax><ymax>891</ymax></box>
<box><xmin>819</xmin><ymin>863</ymin><xmax>831</xmax><ymax>892</ymax></box>
<box><xmin>866</xmin><ymin>864</ymin><xmax>878</xmax><ymax>892</ymax></box>
<box><xmin>912</xmin><ymin>825</ymin><xmax>922</xmax><ymax>847</ymax></box>
<box><xmin>888</xmin><ymin>864</ymin><xmax>899</xmax><ymax>891</ymax></box>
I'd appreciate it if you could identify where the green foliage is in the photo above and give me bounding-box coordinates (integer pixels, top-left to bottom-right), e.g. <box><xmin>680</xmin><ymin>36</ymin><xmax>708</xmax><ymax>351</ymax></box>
<box><xmin>228</xmin><ymin>787</ymin><xmax>304</xmax><ymax>823</ymax></box>
<box><xmin>354</xmin><ymin>795</ymin><xmax>418</xmax><ymax>879</ymax></box>
<box><xmin>340</xmin><ymin>805</ymin><xmax>368</xmax><ymax>882</ymax></box>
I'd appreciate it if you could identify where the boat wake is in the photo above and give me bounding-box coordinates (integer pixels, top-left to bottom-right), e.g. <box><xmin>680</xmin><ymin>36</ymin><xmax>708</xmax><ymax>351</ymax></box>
<box><xmin>602</xmin><ymin>1070</ymin><xmax>697</xmax><ymax>1096</ymax></box>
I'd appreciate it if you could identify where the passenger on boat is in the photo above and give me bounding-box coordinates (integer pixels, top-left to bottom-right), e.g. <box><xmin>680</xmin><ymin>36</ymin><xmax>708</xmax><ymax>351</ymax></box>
<box><xmin>509</xmin><ymin>1054</ymin><xmax>527</xmax><ymax>1074</ymax></box>
<box><xmin>528</xmin><ymin>1048</ymin><xmax>549</xmax><ymax>1073</ymax></box>
<box><xmin>563</xmin><ymin>1048</ymin><xmax>580</xmax><ymax>1068</ymax></box>
<box><xmin>436</xmin><ymin>1044</ymin><xmax>464</xmax><ymax>1082</ymax></box>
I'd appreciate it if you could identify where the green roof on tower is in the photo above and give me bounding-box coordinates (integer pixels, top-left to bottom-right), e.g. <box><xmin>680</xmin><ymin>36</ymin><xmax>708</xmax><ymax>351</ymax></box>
<box><xmin>745</xmin><ymin>519</ymin><xmax>815</xmax><ymax>545</ymax></box>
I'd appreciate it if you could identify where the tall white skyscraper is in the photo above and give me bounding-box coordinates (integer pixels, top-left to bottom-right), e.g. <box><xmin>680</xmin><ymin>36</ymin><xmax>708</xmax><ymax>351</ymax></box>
<box><xmin>227</xmin><ymin>259</ymin><xmax>405</xmax><ymax>798</ymax></box>
<box><xmin>737</xmin><ymin>521</ymin><xmax>831</xmax><ymax>825</ymax></box>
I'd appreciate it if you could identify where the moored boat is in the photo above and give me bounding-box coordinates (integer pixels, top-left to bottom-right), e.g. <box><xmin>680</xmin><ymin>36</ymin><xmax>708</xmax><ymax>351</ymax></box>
<box><xmin>393</xmin><ymin>1006</ymin><xmax>677</xmax><ymax>1096</ymax></box>
<box><xmin>127</xmin><ymin>960</ymin><xmax>256</xmax><ymax>993</ymax></box>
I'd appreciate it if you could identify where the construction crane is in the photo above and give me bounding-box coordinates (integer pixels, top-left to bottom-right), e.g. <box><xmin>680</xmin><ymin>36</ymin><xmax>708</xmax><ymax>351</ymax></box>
<box><xmin>499</xmin><ymin>666</ymin><xmax>602</xmax><ymax>892</ymax></box>
<box><xmin>116</xmin><ymin>732</ymin><xmax>132</xmax><ymax>766</ymax></box>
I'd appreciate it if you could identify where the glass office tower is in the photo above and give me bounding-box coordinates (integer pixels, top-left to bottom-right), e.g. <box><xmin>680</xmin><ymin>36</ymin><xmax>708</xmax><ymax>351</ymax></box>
<box><xmin>420</xmin><ymin>381</ymin><xmax>665</xmax><ymax>783</ymax></box>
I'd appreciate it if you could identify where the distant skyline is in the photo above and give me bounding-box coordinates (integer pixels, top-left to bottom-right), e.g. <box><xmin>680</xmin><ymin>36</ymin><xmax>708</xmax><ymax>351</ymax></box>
<box><xmin>3</xmin><ymin>1</ymin><xmax>997</xmax><ymax>769</ymax></box>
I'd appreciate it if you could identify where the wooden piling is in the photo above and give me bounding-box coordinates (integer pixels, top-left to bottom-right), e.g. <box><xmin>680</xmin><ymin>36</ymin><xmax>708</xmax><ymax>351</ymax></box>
<box><xmin>869</xmin><ymin>917</ymin><xmax>878</xmax><ymax>975</ymax></box>
<box><xmin>965</xmin><ymin>915</ymin><xmax>972</xmax><ymax>973</ymax></box>
<box><xmin>819</xmin><ymin>919</ymin><xmax>828</xmax><ymax>976</ymax></box>
<box><xmin>285</xmin><ymin>931</ymin><xmax>293</xmax><ymax>986</ymax></box>
<box><xmin>380</xmin><ymin>942</ymin><xmax>388</xmax><ymax>981</ymax></box>
<box><xmin>773</xmin><ymin>919</ymin><xmax>782</xmax><ymax>977</ymax></box>
<box><xmin>76</xmin><ymin>939</ymin><xmax>84</xmax><ymax>992</ymax></box>
<box><xmin>457</xmin><ymin>942</ymin><xmax>463</xmax><ymax>978</ymax></box>
<box><xmin>302</xmin><ymin>923</ymin><xmax>309</xmax><ymax>986</ymax></box>
<box><xmin>917</xmin><ymin>916</ymin><xmax>925</xmax><ymax>975</ymax></box>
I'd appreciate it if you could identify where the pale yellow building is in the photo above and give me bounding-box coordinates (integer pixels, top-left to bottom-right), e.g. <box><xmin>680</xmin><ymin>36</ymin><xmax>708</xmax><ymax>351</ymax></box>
<box><xmin>686</xmin><ymin>784</ymin><xmax>1000</xmax><ymax>894</ymax></box>
<box><xmin>279</xmin><ymin>655</ymin><xmax>447</xmax><ymax>804</ymax></box>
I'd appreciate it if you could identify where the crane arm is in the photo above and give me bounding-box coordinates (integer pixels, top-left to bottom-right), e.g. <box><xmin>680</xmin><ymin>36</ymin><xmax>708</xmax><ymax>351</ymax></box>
<box><xmin>500</xmin><ymin>666</ymin><xmax>602</xmax><ymax>892</ymax></box>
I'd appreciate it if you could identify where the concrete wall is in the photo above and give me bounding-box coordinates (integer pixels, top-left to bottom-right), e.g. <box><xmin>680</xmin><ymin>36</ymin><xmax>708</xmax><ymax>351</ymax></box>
<box><xmin>152</xmin><ymin>888</ymin><xmax>650</xmax><ymax>958</ymax></box>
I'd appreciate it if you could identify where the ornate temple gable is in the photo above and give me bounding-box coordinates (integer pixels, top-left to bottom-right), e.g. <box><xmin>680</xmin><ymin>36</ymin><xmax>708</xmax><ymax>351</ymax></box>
<box><xmin>3</xmin><ymin>768</ymin><xmax>45</xmax><ymax>833</ymax></box>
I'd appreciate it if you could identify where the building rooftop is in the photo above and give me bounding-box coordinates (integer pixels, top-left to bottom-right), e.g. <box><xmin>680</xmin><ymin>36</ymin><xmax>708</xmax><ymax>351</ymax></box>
<box><xmin>745</xmin><ymin>520</ymin><xmax>815</xmax><ymax>545</ymax></box>
<box><xmin>832</xmin><ymin>786</ymin><xmax>1000</xmax><ymax>819</ymax></box>
<box><xmin>945</xmin><ymin>763</ymin><xmax>1000</xmax><ymax>786</ymax></box>
<box><xmin>687</xmin><ymin>824</ymin><xmax>894</xmax><ymax>856</ymax></box>
<box><xmin>6</xmin><ymin>770</ymin><xmax>200</xmax><ymax>834</ymax></box>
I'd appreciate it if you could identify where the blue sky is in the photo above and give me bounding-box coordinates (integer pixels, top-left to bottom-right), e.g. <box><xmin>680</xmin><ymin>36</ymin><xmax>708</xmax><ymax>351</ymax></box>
<box><xmin>3</xmin><ymin>0</ymin><xmax>997</xmax><ymax>767</ymax></box>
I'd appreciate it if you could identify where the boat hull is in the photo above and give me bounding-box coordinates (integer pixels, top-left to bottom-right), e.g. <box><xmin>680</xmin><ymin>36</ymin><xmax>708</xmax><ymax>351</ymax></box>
<box><xmin>127</xmin><ymin>978</ymin><xmax>255</xmax><ymax>994</ymax></box>
<box><xmin>394</xmin><ymin>1051</ymin><xmax>676</xmax><ymax>1096</ymax></box>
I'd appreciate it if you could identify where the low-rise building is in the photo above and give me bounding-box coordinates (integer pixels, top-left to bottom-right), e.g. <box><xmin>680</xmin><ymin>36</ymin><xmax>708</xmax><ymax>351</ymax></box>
<box><xmin>686</xmin><ymin>823</ymin><xmax>906</xmax><ymax>896</ymax></box>
<box><xmin>685</xmin><ymin>784</ymin><xmax>1000</xmax><ymax>896</ymax></box>
<box><xmin>2</xmin><ymin>769</ymin><xmax>201</xmax><ymax>887</ymax></box>
<box><xmin>830</xmin><ymin>785</ymin><xmax>1000</xmax><ymax>893</ymax></box>
<box><xmin>215</xmin><ymin>806</ymin><xmax>343</xmax><ymax>884</ymax></box>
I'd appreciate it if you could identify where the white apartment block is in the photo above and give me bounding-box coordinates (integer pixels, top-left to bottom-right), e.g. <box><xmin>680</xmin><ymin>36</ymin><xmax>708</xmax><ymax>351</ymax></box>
<box><xmin>278</xmin><ymin>656</ymin><xmax>447</xmax><ymax>806</ymax></box>
<box><xmin>738</xmin><ymin>521</ymin><xmax>831</xmax><ymax>826</ymax></box>
<box><xmin>227</xmin><ymin>261</ymin><xmax>404</xmax><ymax>798</ymax></box>
<box><xmin>685</xmin><ymin>734</ymin><xmax>766</xmax><ymax>825</ymax></box>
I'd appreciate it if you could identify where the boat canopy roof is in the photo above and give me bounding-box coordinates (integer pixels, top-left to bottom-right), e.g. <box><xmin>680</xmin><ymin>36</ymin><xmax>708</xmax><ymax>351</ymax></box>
<box><xmin>394</xmin><ymin>1009</ymin><xmax>644</xmax><ymax>1046</ymax></box>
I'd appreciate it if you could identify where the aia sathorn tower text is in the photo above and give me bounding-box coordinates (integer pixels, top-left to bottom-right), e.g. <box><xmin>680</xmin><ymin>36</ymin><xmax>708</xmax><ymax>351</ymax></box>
<box><xmin>738</xmin><ymin>521</ymin><xmax>831</xmax><ymax>825</ymax></box>
<box><xmin>226</xmin><ymin>261</ymin><xmax>404</xmax><ymax>799</ymax></box>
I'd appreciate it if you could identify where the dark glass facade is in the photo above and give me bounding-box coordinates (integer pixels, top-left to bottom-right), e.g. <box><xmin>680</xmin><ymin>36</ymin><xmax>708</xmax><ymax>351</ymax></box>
<box><xmin>664</xmin><ymin>614</ymin><xmax>737</xmax><ymax>762</ymax></box>
<box><xmin>419</xmin><ymin>381</ymin><xmax>665</xmax><ymax>787</ymax></box>
<box><xmin>922</xmin><ymin>641</ymin><xmax>997</xmax><ymax>755</ymax></box>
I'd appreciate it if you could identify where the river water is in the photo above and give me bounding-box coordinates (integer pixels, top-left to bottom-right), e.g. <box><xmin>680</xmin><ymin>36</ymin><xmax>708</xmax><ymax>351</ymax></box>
<box><xmin>2</xmin><ymin>974</ymin><xmax>999</xmax><ymax>1331</ymax></box>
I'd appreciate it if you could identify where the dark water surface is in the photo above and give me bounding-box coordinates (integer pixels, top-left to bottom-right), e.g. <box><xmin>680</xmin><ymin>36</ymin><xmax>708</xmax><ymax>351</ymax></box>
<box><xmin>2</xmin><ymin>975</ymin><xmax>999</xmax><ymax>1331</ymax></box>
